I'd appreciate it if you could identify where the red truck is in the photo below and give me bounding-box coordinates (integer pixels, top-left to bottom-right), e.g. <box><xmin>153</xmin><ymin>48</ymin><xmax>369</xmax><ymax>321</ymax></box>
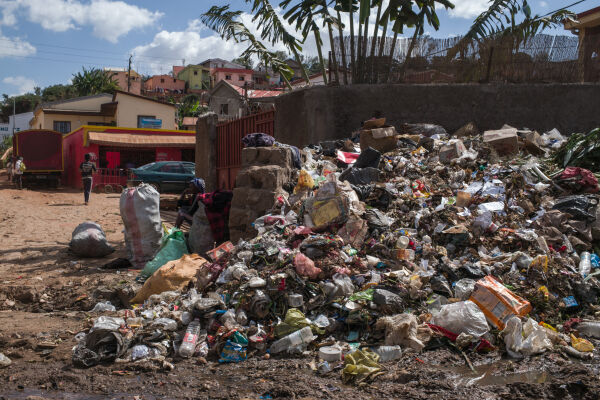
<box><xmin>13</xmin><ymin>129</ymin><xmax>63</xmax><ymax>187</ymax></box>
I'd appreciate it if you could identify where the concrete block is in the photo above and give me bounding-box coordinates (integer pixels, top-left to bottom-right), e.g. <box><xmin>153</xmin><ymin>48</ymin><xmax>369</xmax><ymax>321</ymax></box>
<box><xmin>453</xmin><ymin>122</ymin><xmax>479</xmax><ymax>137</ymax></box>
<box><xmin>235</xmin><ymin>165</ymin><xmax>292</xmax><ymax>190</ymax></box>
<box><xmin>241</xmin><ymin>147</ymin><xmax>293</xmax><ymax>168</ymax></box>
<box><xmin>483</xmin><ymin>128</ymin><xmax>519</xmax><ymax>156</ymax></box>
<box><xmin>439</xmin><ymin>140</ymin><xmax>467</xmax><ymax>163</ymax></box>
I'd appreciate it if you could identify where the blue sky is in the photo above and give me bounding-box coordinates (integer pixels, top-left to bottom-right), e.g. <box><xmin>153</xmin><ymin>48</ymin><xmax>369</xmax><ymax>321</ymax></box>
<box><xmin>0</xmin><ymin>0</ymin><xmax>593</xmax><ymax>96</ymax></box>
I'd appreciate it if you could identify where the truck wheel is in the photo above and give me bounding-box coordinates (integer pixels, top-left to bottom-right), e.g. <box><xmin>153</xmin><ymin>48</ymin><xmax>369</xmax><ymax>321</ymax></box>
<box><xmin>104</xmin><ymin>185</ymin><xmax>114</xmax><ymax>194</ymax></box>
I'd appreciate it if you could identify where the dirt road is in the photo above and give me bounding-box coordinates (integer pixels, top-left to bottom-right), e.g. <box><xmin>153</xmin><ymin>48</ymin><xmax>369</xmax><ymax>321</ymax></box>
<box><xmin>0</xmin><ymin>172</ymin><xmax>599</xmax><ymax>399</ymax></box>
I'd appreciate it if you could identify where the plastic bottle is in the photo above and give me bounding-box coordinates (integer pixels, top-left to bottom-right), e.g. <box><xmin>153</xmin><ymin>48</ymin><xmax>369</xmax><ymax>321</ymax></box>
<box><xmin>373</xmin><ymin>345</ymin><xmax>402</xmax><ymax>362</ymax></box>
<box><xmin>179</xmin><ymin>318</ymin><xmax>201</xmax><ymax>358</ymax></box>
<box><xmin>269</xmin><ymin>326</ymin><xmax>315</xmax><ymax>354</ymax></box>
<box><xmin>579</xmin><ymin>252</ymin><xmax>591</xmax><ymax>278</ymax></box>
<box><xmin>576</xmin><ymin>321</ymin><xmax>600</xmax><ymax>339</ymax></box>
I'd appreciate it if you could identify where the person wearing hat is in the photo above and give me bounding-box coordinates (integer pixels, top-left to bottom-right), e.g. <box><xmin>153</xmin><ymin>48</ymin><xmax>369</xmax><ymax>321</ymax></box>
<box><xmin>175</xmin><ymin>178</ymin><xmax>206</xmax><ymax>228</ymax></box>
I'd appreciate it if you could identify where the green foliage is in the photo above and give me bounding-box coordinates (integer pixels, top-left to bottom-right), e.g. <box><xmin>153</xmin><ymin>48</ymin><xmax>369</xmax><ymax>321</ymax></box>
<box><xmin>72</xmin><ymin>67</ymin><xmax>120</xmax><ymax>97</ymax></box>
<box><xmin>447</xmin><ymin>1</ymin><xmax>576</xmax><ymax>58</ymax></box>
<box><xmin>0</xmin><ymin>93</ymin><xmax>41</xmax><ymax>123</ymax></box>
<box><xmin>41</xmin><ymin>84</ymin><xmax>78</xmax><ymax>103</ymax></box>
<box><xmin>0</xmin><ymin>135</ymin><xmax>12</xmax><ymax>155</ymax></box>
<box><xmin>552</xmin><ymin>128</ymin><xmax>600</xmax><ymax>171</ymax></box>
<box><xmin>177</xmin><ymin>94</ymin><xmax>208</xmax><ymax>129</ymax></box>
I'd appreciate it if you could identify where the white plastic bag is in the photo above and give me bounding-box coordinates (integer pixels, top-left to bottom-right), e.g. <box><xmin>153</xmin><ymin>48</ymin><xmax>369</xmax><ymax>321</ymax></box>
<box><xmin>120</xmin><ymin>184</ymin><xmax>162</xmax><ymax>268</ymax></box>
<box><xmin>332</xmin><ymin>273</ymin><xmax>355</xmax><ymax>297</ymax></box>
<box><xmin>502</xmin><ymin>317</ymin><xmax>552</xmax><ymax>358</ymax></box>
<box><xmin>188</xmin><ymin>202</ymin><xmax>214</xmax><ymax>255</ymax></box>
<box><xmin>431</xmin><ymin>300</ymin><xmax>489</xmax><ymax>337</ymax></box>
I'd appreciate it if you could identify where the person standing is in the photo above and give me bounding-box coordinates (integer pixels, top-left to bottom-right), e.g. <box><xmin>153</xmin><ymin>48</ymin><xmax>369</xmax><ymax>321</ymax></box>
<box><xmin>80</xmin><ymin>153</ymin><xmax>97</xmax><ymax>205</ymax></box>
<box><xmin>6</xmin><ymin>156</ymin><xmax>13</xmax><ymax>182</ymax></box>
<box><xmin>13</xmin><ymin>156</ymin><xmax>24</xmax><ymax>190</ymax></box>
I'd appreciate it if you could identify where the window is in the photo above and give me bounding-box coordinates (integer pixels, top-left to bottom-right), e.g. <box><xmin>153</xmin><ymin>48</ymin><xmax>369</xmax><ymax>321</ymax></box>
<box><xmin>53</xmin><ymin>121</ymin><xmax>71</xmax><ymax>134</ymax></box>
<box><xmin>160</xmin><ymin>78</ymin><xmax>165</xmax><ymax>83</ymax></box>
<box><xmin>173</xmin><ymin>79</ymin><xmax>176</xmax><ymax>83</ymax></box>
<box><xmin>193</xmin><ymin>71</ymin><xmax>198</xmax><ymax>76</ymax></box>
<box><xmin>159</xmin><ymin>163</ymin><xmax>183</xmax><ymax>173</ymax></box>
<box><xmin>239</xmin><ymin>76</ymin><xmax>245</xmax><ymax>81</ymax></box>
<box><xmin>225</xmin><ymin>75</ymin><xmax>232</xmax><ymax>80</ymax></box>
<box><xmin>137</xmin><ymin>115</ymin><xmax>157</xmax><ymax>128</ymax></box>
<box><xmin>220</xmin><ymin>104</ymin><xmax>229</xmax><ymax>115</ymax></box>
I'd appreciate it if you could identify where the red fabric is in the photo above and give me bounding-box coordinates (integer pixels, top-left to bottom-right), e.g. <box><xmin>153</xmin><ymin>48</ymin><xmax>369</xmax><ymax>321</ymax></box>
<box><xmin>198</xmin><ymin>191</ymin><xmax>233</xmax><ymax>244</ymax></box>
<box><xmin>559</xmin><ymin>167</ymin><xmax>599</xmax><ymax>192</ymax></box>
<box><xmin>337</xmin><ymin>151</ymin><xmax>359</xmax><ymax>164</ymax></box>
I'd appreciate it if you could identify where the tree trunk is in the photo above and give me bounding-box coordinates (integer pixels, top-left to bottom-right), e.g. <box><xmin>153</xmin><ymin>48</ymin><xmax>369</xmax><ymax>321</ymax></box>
<box><xmin>361</xmin><ymin>13</ymin><xmax>369</xmax><ymax>83</ymax></box>
<box><xmin>349</xmin><ymin>0</ymin><xmax>355</xmax><ymax>83</ymax></box>
<box><xmin>377</xmin><ymin>15</ymin><xmax>388</xmax><ymax>83</ymax></box>
<box><xmin>369</xmin><ymin>2</ymin><xmax>382</xmax><ymax>83</ymax></box>
<box><xmin>292</xmin><ymin>47</ymin><xmax>310</xmax><ymax>84</ymax></box>
<box><xmin>386</xmin><ymin>31</ymin><xmax>399</xmax><ymax>83</ymax></box>
<box><xmin>337</xmin><ymin>10</ymin><xmax>348</xmax><ymax>85</ymax></box>
<box><xmin>400</xmin><ymin>25</ymin><xmax>420</xmax><ymax>82</ymax></box>
<box><xmin>314</xmin><ymin>30</ymin><xmax>328</xmax><ymax>85</ymax></box>
<box><xmin>356</xmin><ymin>20</ymin><xmax>362</xmax><ymax>83</ymax></box>
<box><xmin>281</xmin><ymin>73</ymin><xmax>293</xmax><ymax>90</ymax></box>
<box><xmin>327</xmin><ymin>23</ymin><xmax>340</xmax><ymax>84</ymax></box>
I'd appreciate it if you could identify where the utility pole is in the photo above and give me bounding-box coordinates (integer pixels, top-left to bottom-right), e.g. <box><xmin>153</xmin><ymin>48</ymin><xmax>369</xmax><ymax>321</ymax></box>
<box><xmin>12</xmin><ymin>98</ymin><xmax>16</xmax><ymax>135</ymax></box>
<box><xmin>127</xmin><ymin>54</ymin><xmax>132</xmax><ymax>92</ymax></box>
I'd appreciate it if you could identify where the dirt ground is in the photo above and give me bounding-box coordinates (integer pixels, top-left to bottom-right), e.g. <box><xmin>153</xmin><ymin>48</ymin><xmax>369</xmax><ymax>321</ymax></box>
<box><xmin>1</xmin><ymin>171</ymin><xmax>600</xmax><ymax>400</ymax></box>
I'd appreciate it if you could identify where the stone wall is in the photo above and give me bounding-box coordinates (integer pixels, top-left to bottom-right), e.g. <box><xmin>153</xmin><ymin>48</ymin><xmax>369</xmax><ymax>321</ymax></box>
<box><xmin>274</xmin><ymin>83</ymin><xmax>600</xmax><ymax>148</ymax></box>
<box><xmin>228</xmin><ymin>147</ymin><xmax>294</xmax><ymax>243</ymax></box>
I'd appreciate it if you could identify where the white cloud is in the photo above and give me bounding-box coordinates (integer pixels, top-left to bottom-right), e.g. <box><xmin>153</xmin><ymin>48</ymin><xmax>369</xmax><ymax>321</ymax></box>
<box><xmin>0</xmin><ymin>29</ymin><xmax>36</xmax><ymax>58</ymax></box>
<box><xmin>448</xmin><ymin>0</ymin><xmax>489</xmax><ymax>19</ymax></box>
<box><xmin>1</xmin><ymin>0</ymin><xmax>162</xmax><ymax>42</ymax></box>
<box><xmin>539</xmin><ymin>1</ymin><xmax>548</xmax><ymax>8</ymax></box>
<box><xmin>2</xmin><ymin>75</ymin><xmax>36</xmax><ymax>94</ymax></box>
<box><xmin>0</xmin><ymin>0</ymin><xmax>19</xmax><ymax>26</ymax></box>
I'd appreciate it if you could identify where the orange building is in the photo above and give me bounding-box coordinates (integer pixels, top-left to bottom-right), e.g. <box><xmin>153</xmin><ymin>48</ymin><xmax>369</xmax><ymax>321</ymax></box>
<box><xmin>145</xmin><ymin>74</ymin><xmax>186</xmax><ymax>93</ymax></box>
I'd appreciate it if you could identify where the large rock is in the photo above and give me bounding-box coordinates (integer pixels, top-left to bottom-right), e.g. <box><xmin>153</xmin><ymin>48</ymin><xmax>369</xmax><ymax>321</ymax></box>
<box><xmin>241</xmin><ymin>147</ymin><xmax>293</xmax><ymax>168</ymax></box>
<box><xmin>483</xmin><ymin>128</ymin><xmax>519</xmax><ymax>156</ymax></box>
<box><xmin>453</xmin><ymin>122</ymin><xmax>479</xmax><ymax>137</ymax></box>
<box><xmin>235</xmin><ymin>165</ymin><xmax>291</xmax><ymax>191</ymax></box>
<box><xmin>439</xmin><ymin>140</ymin><xmax>466</xmax><ymax>163</ymax></box>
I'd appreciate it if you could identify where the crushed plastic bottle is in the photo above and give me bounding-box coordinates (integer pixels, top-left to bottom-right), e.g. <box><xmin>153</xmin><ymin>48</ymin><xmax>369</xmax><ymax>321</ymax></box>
<box><xmin>372</xmin><ymin>345</ymin><xmax>402</xmax><ymax>362</ymax></box>
<box><xmin>179</xmin><ymin>318</ymin><xmax>201</xmax><ymax>358</ymax></box>
<box><xmin>269</xmin><ymin>326</ymin><xmax>315</xmax><ymax>354</ymax></box>
<box><xmin>0</xmin><ymin>353</ymin><xmax>12</xmax><ymax>368</ymax></box>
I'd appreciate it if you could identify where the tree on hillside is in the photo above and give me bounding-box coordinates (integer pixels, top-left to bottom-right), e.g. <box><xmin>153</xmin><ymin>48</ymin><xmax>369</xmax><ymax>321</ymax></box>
<box><xmin>72</xmin><ymin>67</ymin><xmax>120</xmax><ymax>97</ymax></box>
<box><xmin>41</xmin><ymin>84</ymin><xmax>78</xmax><ymax>103</ymax></box>
<box><xmin>0</xmin><ymin>93</ymin><xmax>41</xmax><ymax>122</ymax></box>
<box><xmin>232</xmin><ymin>55</ymin><xmax>255</xmax><ymax>69</ymax></box>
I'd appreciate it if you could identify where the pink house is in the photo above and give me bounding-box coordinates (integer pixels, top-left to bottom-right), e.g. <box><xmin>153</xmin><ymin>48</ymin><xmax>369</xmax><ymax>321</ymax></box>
<box><xmin>212</xmin><ymin>68</ymin><xmax>253</xmax><ymax>87</ymax></box>
<box><xmin>145</xmin><ymin>74</ymin><xmax>186</xmax><ymax>93</ymax></box>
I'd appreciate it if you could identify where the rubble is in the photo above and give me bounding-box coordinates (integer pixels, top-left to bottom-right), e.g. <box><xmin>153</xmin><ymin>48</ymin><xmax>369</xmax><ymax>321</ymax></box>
<box><xmin>67</xmin><ymin>118</ymin><xmax>600</xmax><ymax>391</ymax></box>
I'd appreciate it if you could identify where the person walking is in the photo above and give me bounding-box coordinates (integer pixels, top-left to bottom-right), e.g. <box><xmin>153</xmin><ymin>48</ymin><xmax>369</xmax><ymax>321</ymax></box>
<box><xmin>80</xmin><ymin>153</ymin><xmax>97</xmax><ymax>205</ymax></box>
<box><xmin>13</xmin><ymin>156</ymin><xmax>24</xmax><ymax>190</ymax></box>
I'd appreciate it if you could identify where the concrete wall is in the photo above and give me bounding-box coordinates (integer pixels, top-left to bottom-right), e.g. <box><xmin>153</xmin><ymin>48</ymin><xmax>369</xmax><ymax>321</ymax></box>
<box><xmin>114</xmin><ymin>92</ymin><xmax>176</xmax><ymax>130</ymax></box>
<box><xmin>275</xmin><ymin>83</ymin><xmax>600</xmax><ymax>147</ymax></box>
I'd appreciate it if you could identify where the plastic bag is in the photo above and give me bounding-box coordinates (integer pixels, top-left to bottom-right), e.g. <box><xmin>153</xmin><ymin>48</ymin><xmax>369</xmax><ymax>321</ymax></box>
<box><xmin>130</xmin><ymin>254</ymin><xmax>208</xmax><ymax>303</ymax></box>
<box><xmin>454</xmin><ymin>279</ymin><xmax>476</xmax><ymax>301</ymax></box>
<box><xmin>274</xmin><ymin>308</ymin><xmax>325</xmax><ymax>338</ymax></box>
<box><xmin>294</xmin><ymin>252</ymin><xmax>321</xmax><ymax>279</ymax></box>
<box><xmin>342</xmin><ymin>349</ymin><xmax>381</xmax><ymax>384</ymax></box>
<box><xmin>188</xmin><ymin>203</ymin><xmax>214</xmax><ymax>255</ymax></box>
<box><xmin>332</xmin><ymin>273</ymin><xmax>355</xmax><ymax>297</ymax></box>
<box><xmin>120</xmin><ymin>184</ymin><xmax>162</xmax><ymax>268</ymax></box>
<box><xmin>137</xmin><ymin>228</ymin><xmax>189</xmax><ymax>282</ymax></box>
<box><xmin>502</xmin><ymin>317</ymin><xmax>552</xmax><ymax>358</ymax></box>
<box><xmin>69</xmin><ymin>221</ymin><xmax>114</xmax><ymax>258</ymax></box>
<box><xmin>571</xmin><ymin>334</ymin><xmax>594</xmax><ymax>352</ymax></box>
<box><xmin>294</xmin><ymin>169</ymin><xmax>314</xmax><ymax>194</ymax></box>
<box><xmin>431</xmin><ymin>300</ymin><xmax>489</xmax><ymax>338</ymax></box>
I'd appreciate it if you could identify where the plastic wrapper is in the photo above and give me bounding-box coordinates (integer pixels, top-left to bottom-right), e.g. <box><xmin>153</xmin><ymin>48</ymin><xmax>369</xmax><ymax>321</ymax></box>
<box><xmin>274</xmin><ymin>308</ymin><xmax>325</xmax><ymax>338</ymax></box>
<box><xmin>454</xmin><ymin>279</ymin><xmax>476</xmax><ymax>301</ymax></box>
<box><xmin>342</xmin><ymin>349</ymin><xmax>381</xmax><ymax>384</ymax></box>
<box><xmin>90</xmin><ymin>301</ymin><xmax>116</xmax><ymax>312</ymax></box>
<box><xmin>219</xmin><ymin>340</ymin><xmax>247</xmax><ymax>363</ymax></box>
<box><xmin>469</xmin><ymin>275</ymin><xmax>532</xmax><ymax>330</ymax></box>
<box><xmin>431</xmin><ymin>300</ymin><xmax>489</xmax><ymax>338</ymax></box>
<box><xmin>294</xmin><ymin>169</ymin><xmax>314</xmax><ymax>194</ymax></box>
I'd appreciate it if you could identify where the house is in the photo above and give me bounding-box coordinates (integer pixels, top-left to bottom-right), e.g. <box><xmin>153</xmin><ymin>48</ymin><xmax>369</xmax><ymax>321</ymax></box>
<box><xmin>172</xmin><ymin>66</ymin><xmax>185</xmax><ymax>76</ymax></box>
<box><xmin>291</xmin><ymin>72</ymin><xmax>327</xmax><ymax>88</ymax></box>
<box><xmin>253</xmin><ymin>64</ymin><xmax>281</xmax><ymax>89</ymax></box>
<box><xmin>104</xmin><ymin>67</ymin><xmax>142</xmax><ymax>95</ymax></box>
<box><xmin>208</xmin><ymin>80</ymin><xmax>282</xmax><ymax>119</ymax></box>
<box><xmin>9</xmin><ymin>112</ymin><xmax>34</xmax><ymax>134</ymax></box>
<box><xmin>564</xmin><ymin>6</ymin><xmax>600</xmax><ymax>82</ymax></box>
<box><xmin>62</xmin><ymin>125</ymin><xmax>195</xmax><ymax>188</ymax></box>
<box><xmin>181</xmin><ymin>117</ymin><xmax>198</xmax><ymax>131</ymax></box>
<box><xmin>284</xmin><ymin>58</ymin><xmax>304</xmax><ymax>79</ymax></box>
<box><xmin>29</xmin><ymin>91</ymin><xmax>177</xmax><ymax>134</ymax></box>
<box><xmin>177</xmin><ymin>65</ymin><xmax>211</xmax><ymax>91</ymax></box>
<box><xmin>145</xmin><ymin>74</ymin><xmax>186</xmax><ymax>93</ymax></box>
<box><xmin>201</xmin><ymin>58</ymin><xmax>253</xmax><ymax>88</ymax></box>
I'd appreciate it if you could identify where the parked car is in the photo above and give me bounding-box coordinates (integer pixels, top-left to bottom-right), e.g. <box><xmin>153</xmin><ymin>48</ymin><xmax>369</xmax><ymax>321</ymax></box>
<box><xmin>128</xmin><ymin>161</ymin><xmax>195</xmax><ymax>193</ymax></box>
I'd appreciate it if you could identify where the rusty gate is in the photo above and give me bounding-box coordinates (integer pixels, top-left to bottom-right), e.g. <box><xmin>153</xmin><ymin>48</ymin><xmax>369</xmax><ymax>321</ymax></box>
<box><xmin>216</xmin><ymin>110</ymin><xmax>275</xmax><ymax>190</ymax></box>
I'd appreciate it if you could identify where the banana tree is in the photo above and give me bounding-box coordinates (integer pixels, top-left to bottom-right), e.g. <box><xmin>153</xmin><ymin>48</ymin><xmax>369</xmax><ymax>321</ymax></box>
<box><xmin>446</xmin><ymin>0</ymin><xmax>576</xmax><ymax>59</ymax></box>
<box><xmin>280</xmin><ymin>0</ymin><xmax>329</xmax><ymax>84</ymax></box>
<box><xmin>249</xmin><ymin>0</ymin><xmax>311</xmax><ymax>84</ymax></box>
<box><xmin>201</xmin><ymin>6</ymin><xmax>295</xmax><ymax>89</ymax></box>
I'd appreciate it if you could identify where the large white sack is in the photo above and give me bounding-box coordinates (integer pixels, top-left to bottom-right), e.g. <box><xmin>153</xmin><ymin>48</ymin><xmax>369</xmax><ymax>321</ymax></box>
<box><xmin>188</xmin><ymin>202</ymin><xmax>214</xmax><ymax>255</ymax></box>
<box><xmin>120</xmin><ymin>184</ymin><xmax>162</xmax><ymax>268</ymax></box>
<box><xmin>431</xmin><ymin>300</ymin><xmax>489</xmax><ymax>338</ymax></box>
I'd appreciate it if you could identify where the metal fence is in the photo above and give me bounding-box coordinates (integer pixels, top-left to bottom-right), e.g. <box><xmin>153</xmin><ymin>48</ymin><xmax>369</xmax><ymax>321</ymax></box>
<box><xmin>331</xmin><ymin>34</ymin><xmax>582</xmax><ymax>84</ymax></box>
<box><xmin>216</xmin><ymin>110</ymin><xmax>275</xmax><ymax>190</ymax></box>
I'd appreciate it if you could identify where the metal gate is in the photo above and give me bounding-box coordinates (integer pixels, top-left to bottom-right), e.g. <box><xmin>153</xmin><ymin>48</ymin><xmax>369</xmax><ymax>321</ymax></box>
<box><xmin>216</xmin><ymin>110</ymin><xmax>275</xmax><ymax>190</ymax></box>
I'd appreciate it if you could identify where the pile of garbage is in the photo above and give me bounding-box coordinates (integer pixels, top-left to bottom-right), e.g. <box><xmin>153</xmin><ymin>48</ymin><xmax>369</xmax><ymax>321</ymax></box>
<box><xmin>72</xmin><ymin>120</ymin><xmax>600</xmax><ymax>385</ymax></box>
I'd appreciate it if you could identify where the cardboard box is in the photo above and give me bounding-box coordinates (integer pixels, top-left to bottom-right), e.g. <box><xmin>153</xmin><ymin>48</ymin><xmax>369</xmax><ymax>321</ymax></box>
<box><xmin>483</xmin><ymin>128</ymin><xmax>519</xmax><ymax>156</ymax></box>
<box><xmin>360</xmin><ymin>127</ymin><xmax>398</xmax><ymax>153</ymax></box>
